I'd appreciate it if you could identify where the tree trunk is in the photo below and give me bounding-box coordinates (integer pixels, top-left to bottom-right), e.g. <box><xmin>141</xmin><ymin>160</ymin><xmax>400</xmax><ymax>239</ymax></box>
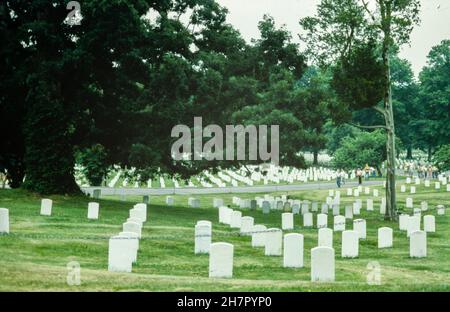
<box><xmin>406</xmin><ymin>146</ymin><xmax>412</xmax><ymax>159</ymax></box>
<box><xmin>427</xmin><ymin>146</ymin><xmax>432</xmax><ymax>162</ymax></box>
<box><xmin>382</xmin><ymin>1</ymin><xmax>397</xmax><ymax>221</ymax></box>
<box><xmin>375</xmin><ymin>165</ymin><xmax>382</xmax><ymax>177</ymax></box>
<box><xmin>313</xmin><ymin>149</ymin><xmax>319</xmax><ymax>165</ymax></box>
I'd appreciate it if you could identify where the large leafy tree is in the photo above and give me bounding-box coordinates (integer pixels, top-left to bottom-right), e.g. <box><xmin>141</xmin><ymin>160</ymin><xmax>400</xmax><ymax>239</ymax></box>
<box><xmin>415</xmin><ymin>40</ymin><xmax>450</xmax><ymax>160</ymax></box>
<box><xmin>333</xmin><ymin>129</ymin><xmax>387</xmax><ymax>175</ymax></box>
<box><xmin>300</xmin><ymin>0</ymin><xmax>421</xmax><ymax>220</ymax></box>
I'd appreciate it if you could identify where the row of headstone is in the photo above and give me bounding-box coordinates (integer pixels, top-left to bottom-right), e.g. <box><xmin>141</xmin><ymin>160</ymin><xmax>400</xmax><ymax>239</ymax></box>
<box><xmin>399</xmin><ymin>214</ymin><xmax>436</xmax><ymax>234</ymax></box>
<box><xmin>40</xmin><ymin>198</ymin><xmax>101</xmax><ymax>220</ymax></box>
<box><xmin>108</xmin><ymin>203</ymin><xmax>147</xmax><ymax>273</ymax></box>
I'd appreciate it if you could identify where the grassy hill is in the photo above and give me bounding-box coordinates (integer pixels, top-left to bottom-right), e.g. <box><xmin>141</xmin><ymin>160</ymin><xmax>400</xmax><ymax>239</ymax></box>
<box><xmin>0</xmin><ymin>184</ymin><xmax>449</xmax><ymax>291</ymax></box>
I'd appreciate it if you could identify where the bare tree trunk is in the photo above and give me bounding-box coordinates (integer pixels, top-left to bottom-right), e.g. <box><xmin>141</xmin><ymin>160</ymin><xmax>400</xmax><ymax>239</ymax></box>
<box><xmin>382</xmin><ymin>1</ymin><xmax>397</xmax><ymax>221</ymax></box>
<box><xmin>313</xmin><ymin>149</ymin><xmax>319</xmax><ymax>165</ymax></box>
<box><xmin>407</xmin><ymin>146</ymin><xmax>413</xmax><ymax>159</ymax></box>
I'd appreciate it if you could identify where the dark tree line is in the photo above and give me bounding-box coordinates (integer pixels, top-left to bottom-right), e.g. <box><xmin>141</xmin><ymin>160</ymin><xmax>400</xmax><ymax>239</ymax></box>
<box><xmin>0</xmin><ymin>0</ymin><xmax>448</xmax><ymax>197</ymax></box>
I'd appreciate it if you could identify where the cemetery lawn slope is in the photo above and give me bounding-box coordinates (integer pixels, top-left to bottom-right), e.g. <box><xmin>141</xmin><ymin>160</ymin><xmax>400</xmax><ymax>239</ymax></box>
<box><xmin>0</xmin><ymin>187</ymin><xmax>449</xmax><ymax>291</ymax></box>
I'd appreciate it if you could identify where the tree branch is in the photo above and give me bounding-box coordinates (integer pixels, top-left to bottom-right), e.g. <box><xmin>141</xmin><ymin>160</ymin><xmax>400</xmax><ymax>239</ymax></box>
<box><xmin>349</xmin><ymin>122</ymin><xmax>388</xmax><ymax>130</ymax></box>
<box><xmin>372</xmin><ymin>105</ymin><xmax>387</xmax><ymax>116</ymax></box>
<box><xmin>360</xmin><ymin>0</ymin><xmax>383</xmax><ymax>29</ymax></box>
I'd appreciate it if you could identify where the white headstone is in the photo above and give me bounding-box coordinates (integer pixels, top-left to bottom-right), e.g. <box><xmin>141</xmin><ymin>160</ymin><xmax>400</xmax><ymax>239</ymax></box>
<box><xmin>447</xmin><ymin>184</ymin><xmax>450</xmax><ymax>192</ymax></box>
<box><xmin>265</xmin><ymin>228</ymin><xmax>282</xmax><ymax>256</ymax></box>
<box><xmin>406</xmin><ymin>177</ymin><xmax>411</xmax><ymax>184</ymax></box>
<box><xmin>282</xmin><ymin>213</ymin><xmax>294</xmax><ymax>230</ymax></box>
<box><xmin>407</xmin><ymin>216</ymin><xmax>421</xmax><ymax>237</ymax></box>
<box><xmin>380</xmin><ymin>197</ymin><xmax>386</xmax><ymax>215</ymax></box>
<box><xmin>240</xmin><ymin>216</ymin><xmax>254</xmax><ymax>235</ymax></box>
<box><xmin>437</xmin><ymin>205</ymin><xmax>445</xmax><ymax>215</ymax></box>
<box><xmin>0</xmin><ymin>208</ymin><xmax>9</xmax><ymax>234</ymax></box>
<box><xmin>435</xmin><ymin>182</ymin><xmax>441</xmax><ymax>190</ymax></box>
<box><xmin>40</xmin><ymin>199</ymin><xmax>52</xmax><ymax>216</ymax></box>
<box><xmin>166</xmin><ymin>196</ymin><xmax>174</xmax><ymax>206</ymax></box>
<box><xmin>213</xmin><ymin>198</ymin><xmax>224</xmax><ymax>208</ymax></box>
<box><xmin>251</xmin><ymin>225</ymin><xmax>267</xmax><ymax>247</ymax></box>
<box><xmin>347</xmin><ymin>188</ymin><xmax>352</xmax><ymax>196</ymax></box>
<box><xmin>321</xmin><ymin>203</ymin><xmax>328</xmax><ymax>214</ymax></box>
<box><xmin>328</xmin><ymin>190</ymin><xmax>334</xmax><ymax>197</ymax></box>
<box><xmin>364</xmin><ymin>187</ymin><xmax>370</xmax><ymax>195</ymax></box>
<box><xmin>318</xmin><ymin>228</ymin><xmax>333</xmax><ymax>248</ymax></box>
<box><xmin>87</xmin><ymin>202</ymin><xmax>99</xmax><ymax>220</ymax></box>
<box><xmin>345</xmin><ymin>205</ymin><xmax>353</xmax><ymax>219</ymax></box>
<box><xmin>373</xmin><ymin>189</ymin><xmax>379</xmax><ymax>197</ymax></box>
<box><xmin>123</xmin><ymin>221</ymin><xmax>142</xmax><ymax>238</ymax></box>
<box><xmin>262</xmin><ymin>201</ymin><xmax>271</xmax><ymax>214</ymax></box>
<box><xmin>283</xmin><ymin>233</ymin><xmax>304</xmax><ymax>268</ymax></box>
<box><xmin>378</xmin><ymin>227</ymin><xmax>393</xmax><ymax>248</ymax></box>
<box><xmin>108</xmin><ymin>236</ymin><xmax>133</xmax><ymax>273</ymax></box>
<box><xmin>219</xmin><ymin>206</ymin><xmax>230</xmax><ymax>224</ymax></box>
<box><xmin>367</xmin><ymin>199</ymin><xmax>373</xmax><ymax>211</ymax></box>
<box><xmin>195</xmin><ymin>224</ymin><xmax>211</xmax><ymax>254</ymax></box>
<box><xmin>303</xmin><ymin>212</ymin><xmax>313</xmax><ymax>227</ymax></box>
<box><xmin>409</xmin><ymin>231</ymin><xmax>426</xmax><ymax>258</ymax></box>
<box><xmin>292</xmin><ymin>204</ymin><xmax>300</xmax><ymax>215</ymax></box>
<box><xmin>410</xmin><ymin>186</ymin><xmax>416</xmax><ymax>194</ymax></box>
<box><xmin>333</xmin><ymin>215</ymin><xmax>345</xmax><ymax>232</ymax></box>
<box><xmin>317</xmin><ymin>214</ymin><xmax>328</xmax><ymax>229</ymax></box>
<box><xmin>415</xmin><ymin>178</ymin><xmax>420</xmax><ymax>185</ymax></box>
<box><xmin>311</xmin><ymin>247</ymin><xmax>335</xmax><ymax>282</ymax></box>
<box><xmin>301</xmin><ymin>203</ymin><xmax>310</xmax><ymax>215</ymax></box>
<box><xmin>129</xmin><ymin>208</ymin><xmax>145</xmax><ymax>223</ymax></box>
<box><xmin>423</xmin><ymin>215</ymin><xmax>435</xmax><ymax>233</ymax></box>
<box><xmin>353</xmin><ymin>219</ymin><xmax>367</xmax><ymax>239</ymax></box>
<box><xmin>209</xmin><ymin>242</ymin><xmax>233</xmax><ymax>278</ymax></box>
<box><xmin>118</xmin><ymin>232</ymin><xmax>139</xmax><ymax>263</ymax></box>
<box><xmin>406</xmin><ymin>197</ymin><xmax>413</xmax><ymax>209</ymax></box>
<box><xmin>424</xmin><ymin>180</ymin><xmax>430</xmax><ymax>187</ymax></box>
<box><xmin>332</xmin><ymin>205</ymin><xmax>340</xmax><ymax>216</ymax></box>
<box><xmin>354</xmin><ymin>189</ymin><xmax>360</xmax><ymax>197</ymax></box>
<box><xmin>230</xmin><ymin>211</ymin><xmax>242</xmax><ymax>229</ymax></box>
<box><xmin>401</xmin><ymin>185</ymin><xmax>406</xmax><ymax>193</ymax></box>
<box><xmin>352</xmin><ymin>202</ymin><xmax>361</xmax><ymax>215</ymax></box>
<box><xmin>421</xmin><ymin>201</ymin><xmax>428</xmax><ymax>211</ymax></box>
<box><xmin>413</xmin><ymin>208</ymin><xmax>421</xmax><ymax>217</ymax></box>
<box><xmin>311</xmin><ymin>202</ymin><xmax>318</xmax><ymax>212</ymax></box>
<box><xmin>341</xmin><ymin>230</ymin><xmax>359</xmax><ymax>258</ymax></box>
<box><xmin>399</xmin><ymin>214</ymin><xmax>409</xmax><ymax>231</ymax></box>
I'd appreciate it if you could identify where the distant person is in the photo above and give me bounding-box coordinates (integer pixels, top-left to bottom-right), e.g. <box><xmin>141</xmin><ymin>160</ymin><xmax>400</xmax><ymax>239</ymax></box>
<box><xmin>336</xmin><ymin>171</ymin><xmax>342</xmax><ymax>188</ymax></box>
<box><xmin>356</xmin><ymin>168</ymin><xmax>363</xmax><ymax>185</ymax></box>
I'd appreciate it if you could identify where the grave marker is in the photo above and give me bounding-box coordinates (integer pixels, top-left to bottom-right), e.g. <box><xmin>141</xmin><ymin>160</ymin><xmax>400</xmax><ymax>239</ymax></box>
<box><xmin>40</xmin><ymin>199</ymin><xmax>52</xmax><ymax>216</ymax></box>
<box><xmin>282</xmin><ymin>213</ymin><xmax>294</xmax><ymax>230</ymax></box>
<box><xmin>209</xmin><ymin>243</ymin><xmax>233</xmax><ymax>278</ymax></box>
<box><xmin>88</xmin><ymin>202</ymin><xmax>99</xmax><ymax>220</ymax></box>
<box><xmin>311</xmin><ymin>247</ymin><xmax>335</xmax><ymax>282</ymax></box>
<box><xmin>318</xmin><ymin>228</ymin><xmax>333</xmax><ymax>248</ymax></box>
<box><xmin>378</xmin><ymin>227</ymin><xmax>393</xmax><ymax>248</ymax></box>
<box><xmin>342</xmin><ymin>230</ymin><xmax>359</xmax><ymax>258</ymax></box>
<box><xmin>265</xmin><ymin>228</ymin><xmax>282</xmax><ymax>256</ymax></box>
<box><xmin>283</xmin><ymin>233</ymin><xmax>304</xmax><ymax>268</ymax></box>
<box><xmin>409</xmin><ymin>231</ymin><xmax>427</xmax><ymax>258</ymax></box>
<box><xmin>0</xmin><ymin>208</ymin><xmax>9</xmax><ymax>234</ymax></box>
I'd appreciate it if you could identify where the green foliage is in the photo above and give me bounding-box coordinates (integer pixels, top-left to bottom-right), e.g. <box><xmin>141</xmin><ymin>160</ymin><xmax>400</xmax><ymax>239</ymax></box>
<box><xmin>324</xmin><ymin>123</ymin><xmax>360</xmax><ymax>155</ymax></box>
<box><xmin>433</xmin><ymin>145</ymin><xmax>450</xmax><ymax>171</ymax></box>
<box><xmin>76</xmin><ymin>145</ymin><xmax>109</xmax><ymax>187</ymax></box>
<box><xmin>415</xmin><ymin>40</ymin><xmax>450</xmax><ymax>156</ymax></box>
<box><xmin>332</xmin><ymin>41</ymin><xmax>385</xmax><ymax>111</ymax></box>
<box><xmin>332</xmin><ymin>130</ymin><xmax>387</xmax><ymax>173</ymax></box>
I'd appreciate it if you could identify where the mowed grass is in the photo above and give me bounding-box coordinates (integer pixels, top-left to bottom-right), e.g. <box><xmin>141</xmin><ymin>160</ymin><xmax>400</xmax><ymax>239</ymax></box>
<box><xmin>0</xmin><ymin>182</ymin><xmax>449</xmax><ymax>291</ymax></box>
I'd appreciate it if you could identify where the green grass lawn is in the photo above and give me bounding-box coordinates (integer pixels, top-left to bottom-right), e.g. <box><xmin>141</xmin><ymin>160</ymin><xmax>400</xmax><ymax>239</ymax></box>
<box><xmin>0</xmin><ymin>183</ymin><xmax>449</xmax><ymax>291</ymax></box>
